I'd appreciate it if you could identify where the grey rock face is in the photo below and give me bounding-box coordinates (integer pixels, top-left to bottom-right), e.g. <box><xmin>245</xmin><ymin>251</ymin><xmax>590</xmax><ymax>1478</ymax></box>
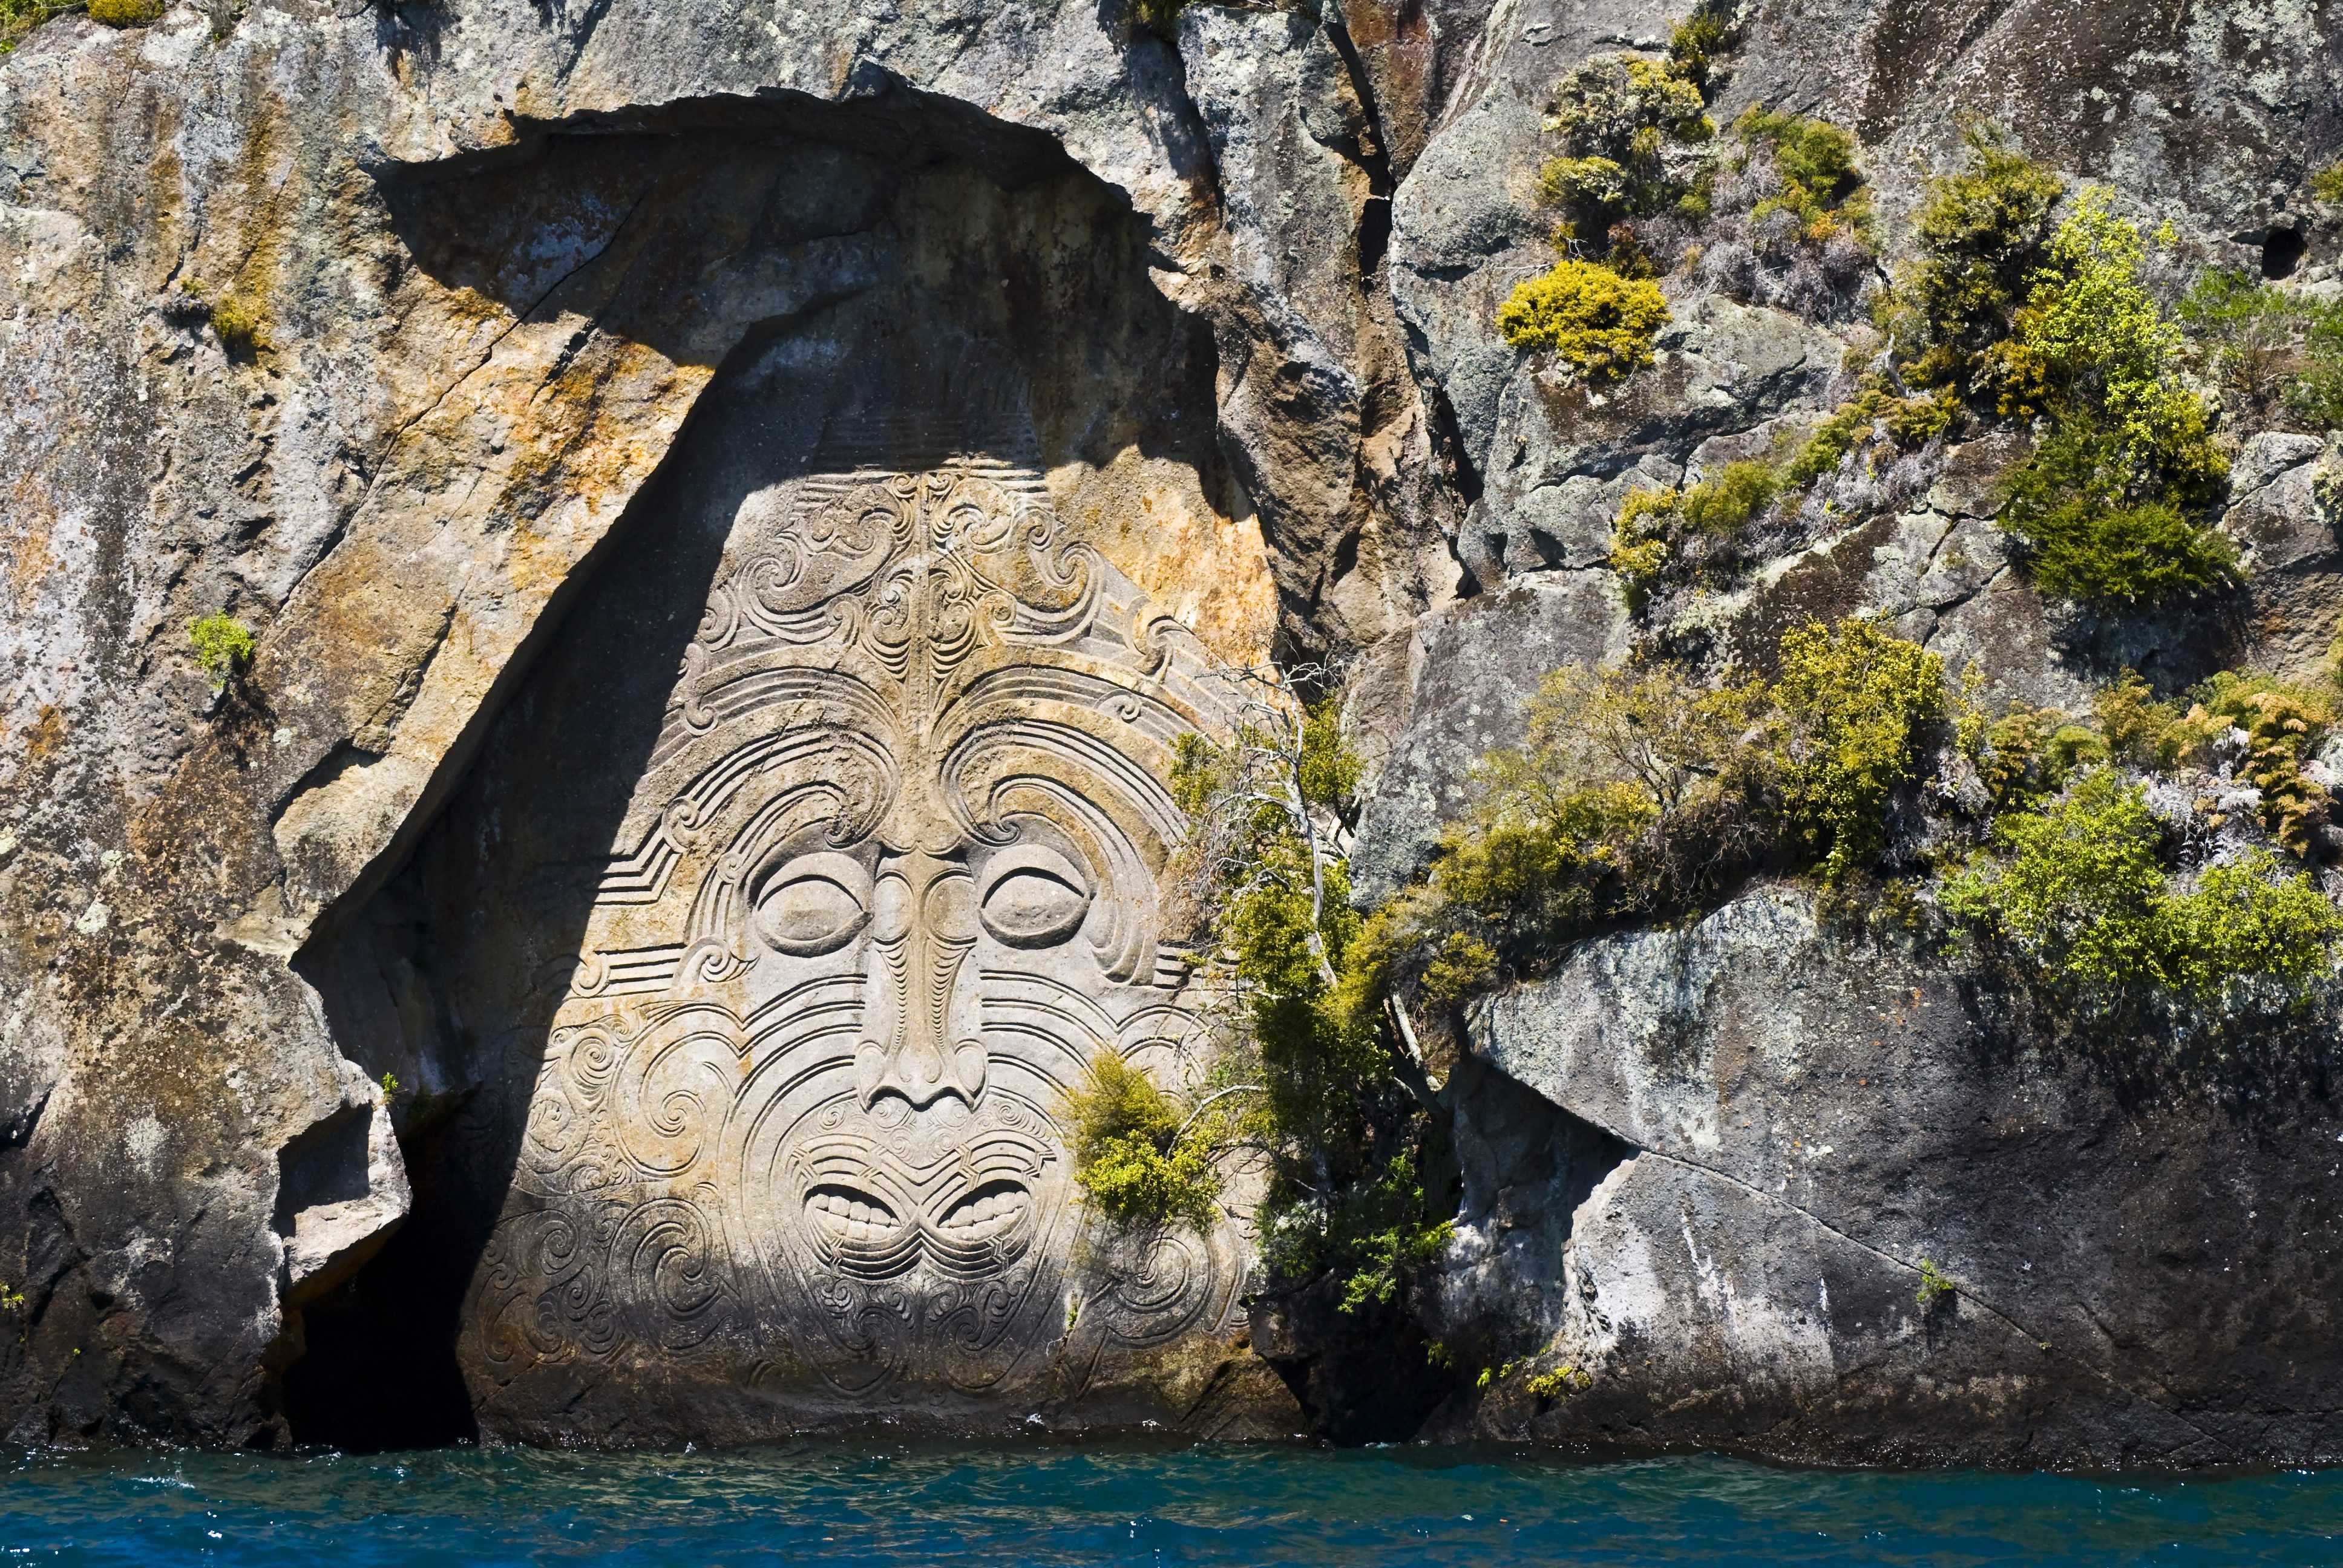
<box><xmin>1456</xmin><ymin>889</ymin><xmax>2343</xmax><ymax>1468</ymax></box>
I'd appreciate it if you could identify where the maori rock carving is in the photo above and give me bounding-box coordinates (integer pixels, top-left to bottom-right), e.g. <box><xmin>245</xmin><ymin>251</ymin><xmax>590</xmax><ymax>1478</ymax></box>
<box><xmin>467</xmin><ymin>407</ymin><xmax>1250</xmax><ymax>1414</ymax></box>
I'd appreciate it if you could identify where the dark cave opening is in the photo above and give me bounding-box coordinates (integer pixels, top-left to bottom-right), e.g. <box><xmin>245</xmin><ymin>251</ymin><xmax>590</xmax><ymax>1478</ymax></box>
<box><xmin>2263</xmin><ymin>224</ymin><xmax>2306</xmax><ymax>280</ymax></box>
<box><xmin>280</xmin><ymin>1212</ymin><xmax>481</xmax><ymax>1452</ymax></box>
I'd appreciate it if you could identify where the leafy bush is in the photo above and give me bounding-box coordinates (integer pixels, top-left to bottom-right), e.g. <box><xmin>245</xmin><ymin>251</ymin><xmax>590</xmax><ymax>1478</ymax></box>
<box><xmin>189</xmin><ymin>613</ymin><xmax>255</xmax><ymax>684</ymax></box>
<box><xmin>1607</xmin><ymin>459</ymin><xmax>1784</xmax><ymax>604</ymax></box>
<box><xmin>1770</xmin><ymin>618</ymin><xmax>1946</xmax><ymax>878</ymax></box>
<box><xmin>1362</xmin><ymin>619</ymin><xmax>1941</xmax><ymax>1019</ymax></box>
<box><xmin>1062</xmin><ymin>1051</ymin><xmax>1223</xmax><ymax>1231</ymax></box>
<box><xmin>1970</xmin><ymin>704</ymin><xmax>2106</xmax><ymax>811</ymax></box>
<box><xmin>2177</xmin><ymin>268</ymin><xmax>2336</xmax><ymax>422</ymax></box>
<box><xmin>2014</xmin><ymin>190</ymin><xmax>2223</xmax><ymax>498</ymax></box>
<box><xmin>2312</xmin><ymin>160</ymin><xmax>2343</xmax><ymax>206</ymax></box>
<box><xmin>2190</xmin><ymin>671</ymin><xmax>2335</xmax><ymax>857</ymax></box>
<box><xmin>1544</xmin><ymin>54</ymin><xmax>1708</xmax><ymax>160</ymax></box>
<box><xmin>1945</xmin><ymin>769</ymin><xmax>2343</xmax><ymax>998</ymax></box>
<box><xmin>2287</xmin><ymin>307</ymin><xmax>2343</xmax><ymax>431</ymax></box>
<box><xmin>1995</xmin><ymin>422</ymin><xmax>2238</xmax><ymax>610</ymax></box>
<box><xmin>1524</xmin><ymin>1364</ymin><xmax>1592</xmax><ymax>1401</ymax></box>
<box><xmin>1735</xmin><ymin>109</ymin><xmax>1865</xmax><ymax>230</ymax></box>
<box><xmin>2092</xmin><ymin>669</ymin><xmax>2193</xmax><ymax>771</ymax></box>
<box><xmin>1886</xmin><ymin>124</ymin><xmax>2063</xmax><ymax>401</ymax></box>
<box><xmin>1536</xmin><ymin>155</ymin><xmax>1633</xmax><ymax>212</ymax></box>
<box><xmin>1172</xmin><ymin>681</ymin><xmax>1448</xmax><ymax>1310</ymax></box>
<box><xmin>1530</xmin><ymin>45</ymin><xmax>1714</xmax><ymax>271</ymax></box>
<box><xmin>1497</xmin><ymin>260</ymin><xmax>1670</xmax><ymax>376</ymax></box>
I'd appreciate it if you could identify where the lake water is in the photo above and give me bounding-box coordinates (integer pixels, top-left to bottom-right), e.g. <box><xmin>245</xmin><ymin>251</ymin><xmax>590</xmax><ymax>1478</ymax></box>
<box><xmin>3</xmin><ymin>1439</ymin><xmax>2338</xmax><ymax>1566</ymax></box>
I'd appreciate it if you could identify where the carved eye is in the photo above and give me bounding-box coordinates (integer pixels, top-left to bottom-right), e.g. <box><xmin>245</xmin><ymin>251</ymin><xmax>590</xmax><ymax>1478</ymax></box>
<box><xmin>978</xmin><ymin>847</ymin><xmax>1091</xmax><ymax>948</ymax></box>
<box><xmin>753</xmin><ymin>852</ymin><xmax>871</xmax><ymax>956</ymax></box>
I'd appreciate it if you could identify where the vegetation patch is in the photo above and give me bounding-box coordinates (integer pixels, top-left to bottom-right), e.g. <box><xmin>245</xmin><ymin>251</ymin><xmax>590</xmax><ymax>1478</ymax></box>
<box><xmin>1944</xmin><ymin>769</ymin><xmax>2342</xmax><ymax>1002</ymax></box>
<box><xmin>1064</xmin><ymin>676</ymin><xmax>1453</xmax><ymax>1313</ymax></box>
<box><xmin>86</xmin><ymin>0</ymin><xmax>161</xmax><ymax>23</ymax></box>
<box><xmin>189</xmin><ymin>613</ymin><xmax>254</xmax><ymax>687</ymax></box>
<box><xmin>1687</xmin><ymin>109</ymin><xmax>1876</xmax><ymax>321</ymax></box>
<box><xmin>1496</xmin><ymin>260</ymin><xmax>1670</xmax><ymax>377</ymax></box>
<box><xmin>1061</xmin><ymin>1051</ymin><xmax>1226</xmax><ymax>1232</ymax></box>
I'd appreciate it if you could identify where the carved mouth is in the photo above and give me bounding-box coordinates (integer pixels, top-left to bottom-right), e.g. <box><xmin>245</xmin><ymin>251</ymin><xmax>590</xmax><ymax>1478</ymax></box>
<box><xmin>806</xmin><ymin>1185</ymin><xmax>907</xmax><ymax>1249</ymax></box>
<box><xmin>936</xmin><ymin>1180</ymin><xmax>1029</xmax><ymax>1241</ymax></box>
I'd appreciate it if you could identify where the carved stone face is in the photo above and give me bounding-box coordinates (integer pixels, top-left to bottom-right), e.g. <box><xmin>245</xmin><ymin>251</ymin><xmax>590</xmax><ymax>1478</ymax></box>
<box><xmin>467</xmin><ymin>443</ymin><xmax>1241</xmax><ymax>1405</ymax></box>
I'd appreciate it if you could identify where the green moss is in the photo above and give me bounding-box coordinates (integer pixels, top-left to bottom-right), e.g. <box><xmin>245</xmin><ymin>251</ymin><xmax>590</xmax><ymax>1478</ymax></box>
<box><xmin>2312</xmin><ymin>160</ymin><xmax>2343</xmax><ymax>206</ymax></box>
<box><xmin>0</xmin><ymin>0</ymin><xmax>76</xmax><ymax>50</ymax></box>
<box><xmin>209</xmin><ymin>296</ymin><xmax>269</xmax><ymax>358</ymax></box>
<box><xmin>188</xmin><ymin>613</ymin><xmax>254</xmax><ymax>684</ymax></box>
<box><xmin>86</xmin><ymin>0</ymin><xmax>160</xmax><ymax>22</ymax></box>
<box><xmin>1496</xmin><ymin>260</ymin><xmax>1669</xmax><ymax>375</ymax></box>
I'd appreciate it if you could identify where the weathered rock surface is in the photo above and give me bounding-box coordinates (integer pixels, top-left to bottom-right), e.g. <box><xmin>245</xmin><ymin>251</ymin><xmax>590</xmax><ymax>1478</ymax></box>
<box><xmin>1447</xmin><ymin>889</ymin><xmax>2343</xmax><ymax>1469</ymax></box>
<box><xmin>4</xmin><ymin>0</ymin><xmax>2343</xmax><ymax>1460</ymax></box>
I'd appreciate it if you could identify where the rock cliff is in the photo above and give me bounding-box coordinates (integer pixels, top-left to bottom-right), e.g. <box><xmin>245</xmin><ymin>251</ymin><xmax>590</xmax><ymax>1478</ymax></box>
<box><xmin>2</xmin><ymin>0</ymin><xmax>2341</xmax><ymax>1463</ymax></box>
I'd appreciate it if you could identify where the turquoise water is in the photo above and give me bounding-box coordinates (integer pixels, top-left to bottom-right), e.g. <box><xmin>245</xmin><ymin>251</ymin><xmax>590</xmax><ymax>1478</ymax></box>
<box><xmin>4</xmin><ymin>1440</ymin><xmax>2340</xmax><ymax>1565</ymax></box>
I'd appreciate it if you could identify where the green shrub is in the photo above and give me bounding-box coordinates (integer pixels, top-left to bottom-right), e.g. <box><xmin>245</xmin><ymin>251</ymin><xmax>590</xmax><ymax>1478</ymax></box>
<box><xmin>1769</xmin><ymin>618</ymin><xmax>1945</xmax><ymax>878</ymax></box>
<box><xmin>1735</xmin><ymin>108</ymin><xmax>1869</xmax><ymax>236</ymax></box>
<box><xmin>188</xmin><ymin>613</ymin><xmax>255</xmax><ymax>684</ymax></box>
<box><xmin>1972</xmin><ymin>704</ymin><xmax>2106</xmax><ymax>811</ymax></box>
<box><xmin>87</xmin><ymin>0</ymin><xmax>162</xmax><ymax>24</ymax></box>
<box><xmin>1174</xmin><ymin>684</ymin><xmax>1447</xmax><ymax>1310</ymax></box>
<box><xmin>1536</xmin><ymin>155</ymin><xmax>1632</xmax><ymax>212</ymax></box>
<box><xmin>1665</xmin><ymin>8</ymin><xmax>1726</xmax><ymax>95</ymax></box>
<box><xmin>1497</xmin><ymin>260</ymin><xmax>1669</xmax><ymax>376</ymax></box>
<box><xmin>1545</xmin><ymin>54</ymin><xmax>1708</xmax><ymax>160</ymax></box>
<box><xmin>1944</xmin><ymin>769</ymin><xmax>2343</xmax><ymax>998</ymax></box>
<box><xmin>2177</xmin><ymin>267</ymin><xmax>2333</xmax><ymax>420</ymax></box>
<box><xmin>1524</xmin><ymin>1363</ymin><xmax>1592</xmax><ymax>1400</ymax></box>
<box><xmin>2014</xmin><ymin>189</ymin><xmax>2224</xmax><ymax>503</ymax></box>
<box><xmin>1607</xmin><ymin>460</ymin><xmax>1783</xmax><ymax>603</ymax></box>
<box><xmin>1331</xmin><ymin>1155</ymin><xmax>1456</xmax><ymax>1315</ymax></box>
<box><xmin>2286</xmin><ymin>305</ymin><xmax>2343</xmax><ymax>431</ymax></box>
<box><xmin>2092</xmin><ymin>670</ymin><xmax>2192</xmax><ymax>771</ymax></box>
<box><xmin>1996</xmin><ymin>422</ymin><xmax>2239</xmax><ymax>610</ymax></box>
<box><xmin>1062</xmin><ymin>1051</ymin><xmax>1222</xmax><ymax>1231</ymax></box>
<box><xmin>1888</xmin><ymin>124</ymin><xmax>2063</xmax><ymax>399</ymax></box>
<box><xmin>1532</xmin><ymin>45</ymin><xmax>1714</xmax><ymax>267</ymax></box>
<box><xmin>2312</xmin><ymin>160</ymin><xmax>2343</xmax><ymax>206</ymax></box>
<box><xmin>1782</xmin><ymin>388</ymin><xmax>1953</xmax><ymax>488</ymax></box>
<box><xmin>1915</xmin><ymin>1259</ymin><xmax>1956</xmax><ymax>1308</ymax></box>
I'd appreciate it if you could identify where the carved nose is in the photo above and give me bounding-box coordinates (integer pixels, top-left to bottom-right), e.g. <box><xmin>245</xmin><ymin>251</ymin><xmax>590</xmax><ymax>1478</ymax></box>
<box><xmin>859</xmin><ymin>864</ymin><xmax>986</xmax><ymax>1108</ymax></box>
